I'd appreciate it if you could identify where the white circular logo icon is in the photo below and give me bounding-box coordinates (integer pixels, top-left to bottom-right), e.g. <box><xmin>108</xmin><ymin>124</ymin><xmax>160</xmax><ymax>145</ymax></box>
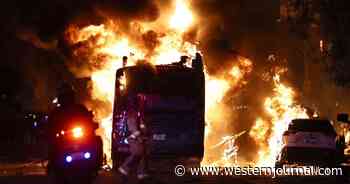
<box><xmin>174</xmin><ymin>165</ymin><xmax>186</xmax><ymax>176</ymax></box>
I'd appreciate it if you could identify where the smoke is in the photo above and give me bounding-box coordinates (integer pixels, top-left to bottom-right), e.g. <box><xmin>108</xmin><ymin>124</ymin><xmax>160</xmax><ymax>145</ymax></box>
<box><xmin>142</xmin><ymin>30</ymin><xmax>161</xmax><ymax>57</ymax></box>
<box><xmin>192</xmin><ymin>0</ymin><xmax>280</xmax><ymax>73</ymax></box>
<box><xmin>16</xmin><ymin>28</ymin><xmax>57</xmax><ymax>50</ymax></box>
<box><xmin>94</xmin><ymin>0</ymin><xmax>160</xmax><ymax>22</ymax></box>
<box><xmin>9</xmin><ymin>0</ymin><xmax>159</xmax><ymax>38</ymax></box>
<box><xmin>0</xmin><ymin>0</ymin><xmax>162</xmax><ymax>105</ymax></box>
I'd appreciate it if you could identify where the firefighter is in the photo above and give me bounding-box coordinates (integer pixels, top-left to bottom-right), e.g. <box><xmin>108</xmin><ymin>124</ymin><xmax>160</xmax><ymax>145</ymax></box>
<box><xmin>118</xmin><ymin>94</ymin><xmax>149</xmax><ymax>181</ymax></box>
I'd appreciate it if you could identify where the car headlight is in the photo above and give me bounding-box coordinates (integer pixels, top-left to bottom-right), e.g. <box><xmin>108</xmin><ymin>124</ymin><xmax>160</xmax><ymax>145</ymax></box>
<box><xmin>72</xmin><ymin>127</ymin><xmax>84</xmax><ymax>138</ymax></box>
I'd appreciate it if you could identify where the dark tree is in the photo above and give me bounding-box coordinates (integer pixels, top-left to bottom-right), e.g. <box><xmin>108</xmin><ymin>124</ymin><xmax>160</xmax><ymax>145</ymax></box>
<box><xmin>320</xmin><ymin>0</ymin><xmax>350</xmax><ymax>86</ymax></box>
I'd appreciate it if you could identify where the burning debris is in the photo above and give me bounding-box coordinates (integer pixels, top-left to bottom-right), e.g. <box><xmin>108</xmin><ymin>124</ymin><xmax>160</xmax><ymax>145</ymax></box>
<box><xmin>210</xmin><ymin>131</ymin><xmax>246</xmax><ymax>166</ymax></box>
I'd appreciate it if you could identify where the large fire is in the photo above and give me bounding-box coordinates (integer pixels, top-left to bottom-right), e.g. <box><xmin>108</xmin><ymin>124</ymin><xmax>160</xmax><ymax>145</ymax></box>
<box><xmin>250</xmin><ymin>71</ymin><xmax>309</xmax><ymax>166</ymax></box>
<box><xmin>66</xmin><ymin>0</ymin><xmax>200</xmax><ymax>165</ymax></box>
<box><xmin>65</xmin><ymin>0</ymin><xmax>308</xmax><ymax>167</ymax></box>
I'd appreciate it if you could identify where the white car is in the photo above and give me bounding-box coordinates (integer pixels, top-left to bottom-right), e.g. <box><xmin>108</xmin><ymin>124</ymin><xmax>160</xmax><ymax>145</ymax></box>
<box><xmin>275</xmin><ymin>119</ymin><xmax>338</xmax><ymax>167</ymax></box>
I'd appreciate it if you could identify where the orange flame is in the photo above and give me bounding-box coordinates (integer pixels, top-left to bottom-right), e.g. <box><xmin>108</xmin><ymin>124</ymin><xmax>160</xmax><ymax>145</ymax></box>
<box><xmin>250</xmin><ymin>71</ymin><xmax>308</xmax><ymax>166</ymax></box>
<box><xmin>66</xmin><ymin>1</ymin><xmax>199</xmax><ymax>166</ymax></box>
<box><xmin>202</xmin><ymin>58</ymin><xmax>253</xmax><ymax>166</ymax></box>
<box><xmin>169</xmin><ymin>0</ymin><xmax>194</xmax><ymax>32</ymax></box>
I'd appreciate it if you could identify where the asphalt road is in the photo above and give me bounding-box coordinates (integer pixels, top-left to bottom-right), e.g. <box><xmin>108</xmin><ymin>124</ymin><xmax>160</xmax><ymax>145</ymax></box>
<box><xmin>0</xmin><ymin>171</ymin><xmax>349</xmax><ymax>184</ymax></box>
<box><xmin>0</xmin><ymin>175</ymin><xmax>265</xmax><ymax>184</ymax></box>
<box><xmin>0</xmin><ymin>166</ymin><xmax>271</xmax><ymax>184</ymax></box>
<box><xmin>0</xmin><ymin>162</ymin><xmax>349</xmax><ymax>184</ymax></box>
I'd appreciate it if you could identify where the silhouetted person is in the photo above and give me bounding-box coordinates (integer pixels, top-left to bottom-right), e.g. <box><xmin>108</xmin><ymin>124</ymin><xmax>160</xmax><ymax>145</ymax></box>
<box><xmin>123</xmin><ymin>56</ymin><xmax>128</xmax><ymax>67</ymax></box>
<box><xmin>118</xmin><ymin>94</ymin><xmax>149</xmax><ymax>182</ymax></box>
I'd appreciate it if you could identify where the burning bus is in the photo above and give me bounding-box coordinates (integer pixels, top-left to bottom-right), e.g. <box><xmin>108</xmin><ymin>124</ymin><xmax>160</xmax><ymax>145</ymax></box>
<box><xmin>111</xmin><ymin>54</ymin><xmax>205</xmax><ymax>169</ymax></box>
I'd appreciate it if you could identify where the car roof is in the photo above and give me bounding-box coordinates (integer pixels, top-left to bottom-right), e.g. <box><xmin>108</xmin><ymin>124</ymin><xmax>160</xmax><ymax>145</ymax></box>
<box><xmin>288</xmin><ymin>119</ymin><xmax>336</xmax><ymax>135</ymax></box>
